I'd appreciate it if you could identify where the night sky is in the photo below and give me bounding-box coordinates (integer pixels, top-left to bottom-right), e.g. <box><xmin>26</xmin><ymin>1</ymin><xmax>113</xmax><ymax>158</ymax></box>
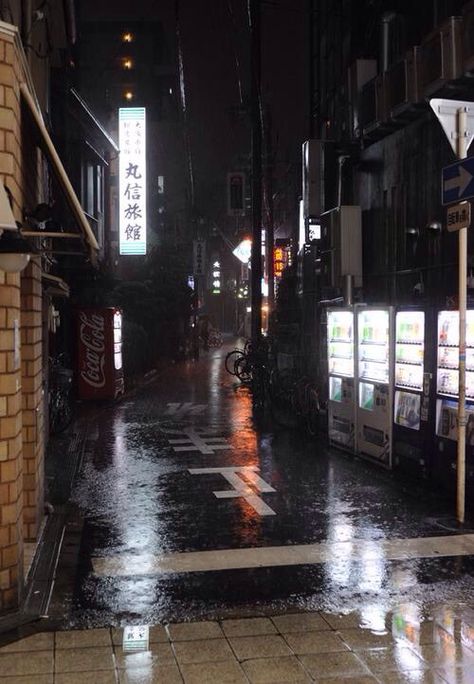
<box><xmin>79</xmin><ymin>0</ymin><xmax>307</xmax><ymax>231</ymax></box>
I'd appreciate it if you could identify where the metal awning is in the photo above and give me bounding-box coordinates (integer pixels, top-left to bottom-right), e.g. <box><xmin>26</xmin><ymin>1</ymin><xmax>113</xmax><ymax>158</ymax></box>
<box><xmin>20</xmin><ymin>82</ymin><xmax>99</xmax><ymax>265</ymax></box>
<box><xmin>41</xmin><ymin>272</ymin><xmax>70</xmax><ymax>298</ymax></box>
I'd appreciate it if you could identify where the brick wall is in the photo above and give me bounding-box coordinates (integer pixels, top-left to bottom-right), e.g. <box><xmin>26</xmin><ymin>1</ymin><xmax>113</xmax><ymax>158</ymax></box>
<box><xmin>0</xmin><ymin>271</ymin><xmax>23</xmax><ymax>612</ymax></box>
<box><xmin>0</xmin><ymin>29</ymin><xmax>45</xmax><ymax>612</ymax></box>
<box><xmin>21</xmin><ymin>258</ymin><xmax>44</xmax><ymax>542</ymax></box>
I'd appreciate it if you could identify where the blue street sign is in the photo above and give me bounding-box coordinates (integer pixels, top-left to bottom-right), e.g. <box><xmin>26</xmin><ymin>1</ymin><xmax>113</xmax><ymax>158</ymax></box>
<box><xmin>442</xmin><ymin>156</ymin><xmax>474</xmax><ymax>205</ymax></box>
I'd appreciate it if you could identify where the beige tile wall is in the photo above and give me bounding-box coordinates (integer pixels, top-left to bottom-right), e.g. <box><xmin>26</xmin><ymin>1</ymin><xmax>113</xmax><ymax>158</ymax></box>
<box><xmin>0</xmin><ymin>30</ymin><xmax>45</xmax><ymax>611</ymax></box>
<box><xmin>0</xmin><ymin>270</ymin><xmax>23</xmax><ymax>612</ymax></box>
<box><xmin>21</xmin><ymin>258</ymin><xmax>44</xmax><ymax>542</ymax></box>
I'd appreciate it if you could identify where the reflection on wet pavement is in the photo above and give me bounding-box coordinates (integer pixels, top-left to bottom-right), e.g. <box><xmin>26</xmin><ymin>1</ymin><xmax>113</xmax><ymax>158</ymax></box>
<box><xmin>1</xmin><ymin>604</ymin><xmax>474</xmax><ymax>683</ymax></box>
<box><xmin>46</xmin><ymin>341</ymin><xmax>474</xmax><ymax>633</ymax></box>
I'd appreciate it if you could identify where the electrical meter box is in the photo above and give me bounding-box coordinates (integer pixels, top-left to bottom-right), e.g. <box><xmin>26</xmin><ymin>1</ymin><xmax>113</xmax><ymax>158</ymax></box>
<box><xmin>320</xmin><ymin>205</ymin><xmax>362</xmax><ymax>289</ymax></box>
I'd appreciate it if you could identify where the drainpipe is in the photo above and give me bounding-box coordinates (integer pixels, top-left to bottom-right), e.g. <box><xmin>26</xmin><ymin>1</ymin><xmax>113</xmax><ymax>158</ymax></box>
<box><xmin>337</xmin><ymin>155</ymin><xmax>349</xmax><ymax>207</ymax></box>
<box><xmin>21</xmin><ymin>0</ymin><xmax>32</xmax><ymax>59</ymax></box>
<box><xmin>381</xmin><ymin>12</ymin><xmax>396</xmax><ymax>72</ymax></box>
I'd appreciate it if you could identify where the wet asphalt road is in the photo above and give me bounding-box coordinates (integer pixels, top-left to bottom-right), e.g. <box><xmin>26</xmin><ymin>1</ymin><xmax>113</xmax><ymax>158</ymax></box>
<box><xmin>48</xmin><ymin>340</ymin><xmax>474</xmax><ymax>628</ymax></box>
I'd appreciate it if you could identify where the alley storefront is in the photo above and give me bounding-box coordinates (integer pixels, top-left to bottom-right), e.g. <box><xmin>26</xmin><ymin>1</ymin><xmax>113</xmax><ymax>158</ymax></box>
<box><xmin>0</xmin><ymin>20</ymin><xmax>99</xmax><ymax>618</ymax></box>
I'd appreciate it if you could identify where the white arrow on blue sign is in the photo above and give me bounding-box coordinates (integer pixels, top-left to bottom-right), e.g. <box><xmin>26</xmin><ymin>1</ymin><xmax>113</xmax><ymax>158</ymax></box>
<box><xmin>442</xmin><ymin>156</ymin><xmax>474</xmax><ymax>205</ymax></box>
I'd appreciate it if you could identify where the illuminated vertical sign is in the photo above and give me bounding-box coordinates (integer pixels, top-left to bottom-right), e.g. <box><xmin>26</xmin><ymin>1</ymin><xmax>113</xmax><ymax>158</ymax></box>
<box><xmin>119</xmin><ymin>107</ymin><xmax>147</xmax><ymax>255</ymax></box>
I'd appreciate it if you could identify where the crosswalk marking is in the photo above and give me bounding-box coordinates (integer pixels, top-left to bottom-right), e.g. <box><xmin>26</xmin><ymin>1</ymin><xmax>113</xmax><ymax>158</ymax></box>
<box><xmin>92</xmin><ymin>533</ymin><xmax>474</xmax><ymax>577</ymax></box>
<box><xmin>164</xmin><ymin>402</ymin><xmax>207</xmax><ymax>419</ymax></box>
<box><xmin>162</xmin><ymin>427</ymin><xmax>233</xmax><ymax>454</ymax></box>
<box><xmin>189</xmin><ymin>466</ymin><xmax>276</xmax><ymax>516</ymax></box>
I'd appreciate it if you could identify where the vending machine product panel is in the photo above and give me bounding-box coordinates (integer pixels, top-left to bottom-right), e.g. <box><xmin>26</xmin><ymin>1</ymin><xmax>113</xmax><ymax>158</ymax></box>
<box><xmin>356</xmin><ymin>306</ymin><xmax>393</xmax><ymax>466</ymax></box>
<box><xmin>327</xmin><ymin>308</ymin><xmax>356</xmax><ymax>450</ymax></box>
<box><xmin>434</xmin><ymin>309</ymin><xmax>474</xmax><ymax>494</ymax></box>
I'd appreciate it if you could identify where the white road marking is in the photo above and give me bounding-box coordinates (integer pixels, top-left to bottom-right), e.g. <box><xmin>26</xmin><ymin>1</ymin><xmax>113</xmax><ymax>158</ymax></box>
<box><xmin>92</xmin><ymin>533</ymin><xmax>474</xmax><ymax>576</ymax></box>
<box><xmin>164</xmin><ymin>402</ymin><xmax>207</xmax><ymax>419</ymax></box>
<box><xmin>162</xmin><ymin>427</ymin><xmax>234</xmax><ymax>454</ymax></box>
<box><xmin>189</xmin><ymin>466</ymin><xmax>276</xmax><ymax>516</ymax></box>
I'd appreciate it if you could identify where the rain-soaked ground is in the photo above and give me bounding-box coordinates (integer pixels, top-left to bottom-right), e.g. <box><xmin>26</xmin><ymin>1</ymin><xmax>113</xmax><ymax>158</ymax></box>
<box><xmin>46</xmin><ymin>339</ymin><xmax>474</xmax><ymax>629</ymax></box>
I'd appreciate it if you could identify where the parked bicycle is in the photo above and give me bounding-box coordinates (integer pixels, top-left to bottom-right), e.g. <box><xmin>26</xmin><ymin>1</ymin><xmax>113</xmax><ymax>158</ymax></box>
<box><xmin>48</xmin><ymin>355</ymin><xmax>74</xmax><ymax>435</ymax></box>
<box><xmin>208</xmin><ymin>329</ymin><xmax>223</xmax><ymax>348</ymax></box>
<box><xmin>292</xmin><ymin>376</ymin><xmax>321</xmax><ymax>436</ymax></box>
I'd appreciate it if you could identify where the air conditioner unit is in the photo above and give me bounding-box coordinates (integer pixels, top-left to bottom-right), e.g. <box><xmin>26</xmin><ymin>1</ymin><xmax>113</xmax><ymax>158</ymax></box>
<box><xmin>385</xmin><ymin>46</ymin><xmax>422</xmax><ymax>120</ymax></box>
<box><xmin>302</xmin><ymin>140</ymin><xmax>323</xmax><ymax>219</ymax></box>
<box><xmin>462</xmin><ymin>0</ymin><xmax>474</xmax><ymax>74</ymax></box>
<box><xmin>359</xmin><ymin>75</ymin><xmax>390</xmax><ymax>140</ymax></box>
<box><xmin>347</xmin><ymin>59</ymin><xmax>377</xmax><ymax>138</ymax></box>
<box><xmin>419</xmin><ymin>16</ymin><xmax>462</xmax><ymax>98</ymax></box>
<box><xmin>320</xmin><ymin>206</ymin><xmax>362</xmax><ymax>289</ymax></box>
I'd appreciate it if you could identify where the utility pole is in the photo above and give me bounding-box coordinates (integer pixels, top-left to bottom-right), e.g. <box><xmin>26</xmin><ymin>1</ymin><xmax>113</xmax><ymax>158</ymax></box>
<box><xmin>249</xmin><ymin>0</ymin><xmax>262</xmax><ymax>343</ymax></box>
<box><xmin>431</xmin><ymin>98</ymin><xmax>474</xmax><ymax>525</ymax></box>
<box><xmin>265</xmin><ymin>108</ymin><xmax>274</xmax><ymax>317</ymax></box>
<box><xmin>457</xmin><ymin>108</ymin><xmax>467</xmax><ymax>526</ymax></box>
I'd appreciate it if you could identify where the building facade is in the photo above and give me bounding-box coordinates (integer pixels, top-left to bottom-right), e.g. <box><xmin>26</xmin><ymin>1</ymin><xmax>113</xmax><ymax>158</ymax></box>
<box><xmin>0</xmin><ymin>1</ymin><xmax>105</xmax><ymax>619</ymax></box>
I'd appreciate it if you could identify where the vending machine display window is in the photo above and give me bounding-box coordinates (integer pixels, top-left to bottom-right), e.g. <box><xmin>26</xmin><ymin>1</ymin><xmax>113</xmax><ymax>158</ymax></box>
<box><xmin>360</xmin><ymin>382</ymin><xmax>374</xmax><ymax>410</ymax></box>
<box><xmin>358</xmin><ymin>310</ymin><xmax>390</xmax><ymax>384</ymax></box>
<box><xmin>327</xmin><ymin>311</ymin><xmax>354</xmax><ymax>377</ymax></box>
<box><xmin>395</xmin><ymin>311</ymin><xmax>424</xmax><ymax>392</ymax></box>
<box><xmin>327</xmin><ymin>308</ymin><xmax>356</xmax><ymax>451</ymax></box>
<box><xmin>394</xmin><ymin>390</ymin><xmax>421</xmax><ymax>430</ymax></box>
<box><xmin>329</xmin><ymin>376</ymin><xmax>342</xmax><ymax>401</ymax></box>
<box><xmin>437</xmin><ymin>310</ymin><xmax>474</xmax><ymax>399</ymax></box>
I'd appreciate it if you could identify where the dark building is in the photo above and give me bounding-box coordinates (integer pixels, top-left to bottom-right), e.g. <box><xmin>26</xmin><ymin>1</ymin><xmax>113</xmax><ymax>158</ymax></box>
<box><xmin>309</xmin><ymin>0</ymin><xmax>474</xmax><ymax>305</ymax></box>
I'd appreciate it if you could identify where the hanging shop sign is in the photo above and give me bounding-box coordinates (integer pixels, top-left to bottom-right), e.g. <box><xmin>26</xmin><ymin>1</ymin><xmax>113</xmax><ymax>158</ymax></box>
<box><xmin>119</xmin><ymin>107</ymin><xmax>147</xmax><ymax>255</ymax></box>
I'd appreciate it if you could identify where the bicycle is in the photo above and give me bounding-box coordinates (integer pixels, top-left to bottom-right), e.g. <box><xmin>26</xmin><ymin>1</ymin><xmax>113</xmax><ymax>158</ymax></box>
<box><xmin>48</xmin><ymin>355</ymin><xmax>74</xmax><ymax>434</ymax></box>
<box><xmin>292</xmin><ymin>376</ymin><xmax>321</xmax><ymax>436</ymax></box>
<box><xmin>208</xmin><ymin>329</ymin><xmax>223</xmax><ymax>348</ymax></box>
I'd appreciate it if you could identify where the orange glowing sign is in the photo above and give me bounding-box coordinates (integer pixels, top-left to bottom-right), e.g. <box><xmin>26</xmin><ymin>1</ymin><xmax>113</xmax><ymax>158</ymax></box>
<box><xmin>274</xmin><ymin>246</ymin><xmax>285</xmax><ymax>277</ymax></box>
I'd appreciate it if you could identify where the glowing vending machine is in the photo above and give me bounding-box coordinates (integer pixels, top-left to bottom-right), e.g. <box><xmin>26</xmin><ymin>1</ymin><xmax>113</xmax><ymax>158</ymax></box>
<box><xmin>77</xmin><ymin>307</ymin><xmax>124</xmax><ymax>400</ymax></box>
<box><xmin>435</xmin><ymin>309</ymin><xmax>474</xmax><ymax>490</ymax></box>
<box><xmin>327</xmin><ymin>308</ymin><xmax>356</xmax><ymax>450</ymax></box>
<box><xmin>393</xmin><ymin>309</ymin><xmax>435</xmax><ymax>475</ymax></box>
<box><xmin>356</xmin><ymin>306</ymin><xmax>394</xmax><ymax>466</ymax></box>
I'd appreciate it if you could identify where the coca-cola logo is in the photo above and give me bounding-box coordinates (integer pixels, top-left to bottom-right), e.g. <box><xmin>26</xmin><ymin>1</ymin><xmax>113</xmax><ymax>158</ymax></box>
<box><xmin>79</xmin><ymin>312</ymin><xmax>106</xmax><ymax>388</ymax></box>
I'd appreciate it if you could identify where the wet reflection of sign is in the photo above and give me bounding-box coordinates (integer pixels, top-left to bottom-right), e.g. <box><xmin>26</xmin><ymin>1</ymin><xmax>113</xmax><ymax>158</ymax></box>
<box><xmin>162</xmin><ymin>426</ymin><xmax>233</xmax><ymax>454</ymax></box>
<box><xmin>189</xmin><ymin>466</ymin><xmax>276</xmax><ymax>516</ymax></box>
<box><xmin>164</xmin><ymin>403</ymin><xmax>207</xmax><ymax>419</ymax></box>
<box><xmin>123</xmin><ymin>625</ymin><xmax>149</xmax><ymax>652</ymax></box>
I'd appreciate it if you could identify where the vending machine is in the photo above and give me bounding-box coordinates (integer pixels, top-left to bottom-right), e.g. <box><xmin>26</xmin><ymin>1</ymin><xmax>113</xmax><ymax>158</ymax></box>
<box><xmin>76</xmin><ymin>307</ymin><xmax>124</xmax><ymax>400</ymax></box>
<box><xmin>434</xmin><ymin>309</ymin><xmax>474</xmax><ymax>491</ymax></box>
<box><xmin>327</xmin><ymin>308</ymin><xmax>356</xmax><ymax>451</ymax></box>
<box><xmin>392</xmin><ymin>308</ymin><xmax>436</xmax><ymax>477</ymax></box>
<box><xmin>356</xmin><ymin>305</ymin><xmax>394</xmax><ymax>467</ymax></box>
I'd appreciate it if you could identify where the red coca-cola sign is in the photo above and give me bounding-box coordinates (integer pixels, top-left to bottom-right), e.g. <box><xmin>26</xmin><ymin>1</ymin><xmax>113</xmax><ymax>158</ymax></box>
<box><xmin>79</xmin><ymin>311</ymin><xmax>106</xmax><ymax>388</ymax></box>
<box><xmin>77</xmin><ymin>307</ymin><xmax>123</xmax><ymax>400</ymax></box>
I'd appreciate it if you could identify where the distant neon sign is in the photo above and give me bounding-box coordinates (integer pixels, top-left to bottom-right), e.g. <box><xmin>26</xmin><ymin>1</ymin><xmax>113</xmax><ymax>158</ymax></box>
<box><xmin>119</xmin><ymin>107</ymin><xmax>147</xmax><ymax>255</ymax></box>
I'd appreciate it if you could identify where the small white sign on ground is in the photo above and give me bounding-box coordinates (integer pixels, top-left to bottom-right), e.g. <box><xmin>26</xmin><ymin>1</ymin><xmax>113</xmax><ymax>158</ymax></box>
<box><xmin>122</xmin><ymin>625</ymin><xmax>149</xmax><ymax>652</ymax></box>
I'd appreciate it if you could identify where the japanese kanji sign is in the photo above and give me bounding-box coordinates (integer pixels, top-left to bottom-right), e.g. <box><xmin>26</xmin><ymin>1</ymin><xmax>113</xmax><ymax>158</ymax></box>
<box><xmin>446</xmin><ymin>201</ymin><xmax>471</xmax><ymax>232</ymax></box>
<box><xmin>119</xmin><ymin>107</ymin><xmax>147</xmax><ymax>255</ymax></box>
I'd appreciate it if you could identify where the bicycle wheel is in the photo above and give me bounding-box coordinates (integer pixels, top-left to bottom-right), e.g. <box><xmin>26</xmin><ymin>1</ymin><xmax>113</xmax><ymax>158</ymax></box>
<box><xmin>306</xmin><ymin>386</ymin><xmax>320</xmax><ymax>436</ymax></box>
<box><xmin>235</xmin><ymin>355</ymin><xmax>252</xmax><ymax>384</ymax></box>
<box><xmin>50</xmin><ymin>391</ymin><xmax>73</xmax><ymax>434</ymax></box>
<box><xmin>269</xmin><ymin>368</ymin><xmax>296</xmax><ymax>408</ymax></box>
<box><xmin>225</xmin><ymin>349</ymin><xmax>244</xmax><ymax>375</ymax></box>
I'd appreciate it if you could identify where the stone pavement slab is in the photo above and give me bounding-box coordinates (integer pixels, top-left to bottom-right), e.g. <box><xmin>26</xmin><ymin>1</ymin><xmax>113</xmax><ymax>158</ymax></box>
<box><xmin>0</xmin><ymin>605</ymin><xmax>473</xmax><ymax>682</ymax></box>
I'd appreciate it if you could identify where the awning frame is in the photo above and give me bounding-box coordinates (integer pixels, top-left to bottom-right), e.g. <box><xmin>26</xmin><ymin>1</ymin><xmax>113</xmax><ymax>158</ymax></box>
<box><xmin>20</xmin><ymin>83</ymin><xmax>99</xmax><ymax>265</ymax></box>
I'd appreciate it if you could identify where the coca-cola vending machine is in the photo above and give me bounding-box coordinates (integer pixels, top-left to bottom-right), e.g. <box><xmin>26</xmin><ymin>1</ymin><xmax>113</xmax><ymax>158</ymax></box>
<box><xmin>77</xmin><ymin>307</ymin><xmax>124</xmax><ymax>400</ymax></box>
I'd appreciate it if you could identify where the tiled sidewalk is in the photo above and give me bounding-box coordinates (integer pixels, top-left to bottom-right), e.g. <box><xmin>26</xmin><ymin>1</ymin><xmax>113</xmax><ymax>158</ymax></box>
<box><xmin>0</xmin><ymin>605</ymin><xmax>474</xmax><ymax>683</ymax></box>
